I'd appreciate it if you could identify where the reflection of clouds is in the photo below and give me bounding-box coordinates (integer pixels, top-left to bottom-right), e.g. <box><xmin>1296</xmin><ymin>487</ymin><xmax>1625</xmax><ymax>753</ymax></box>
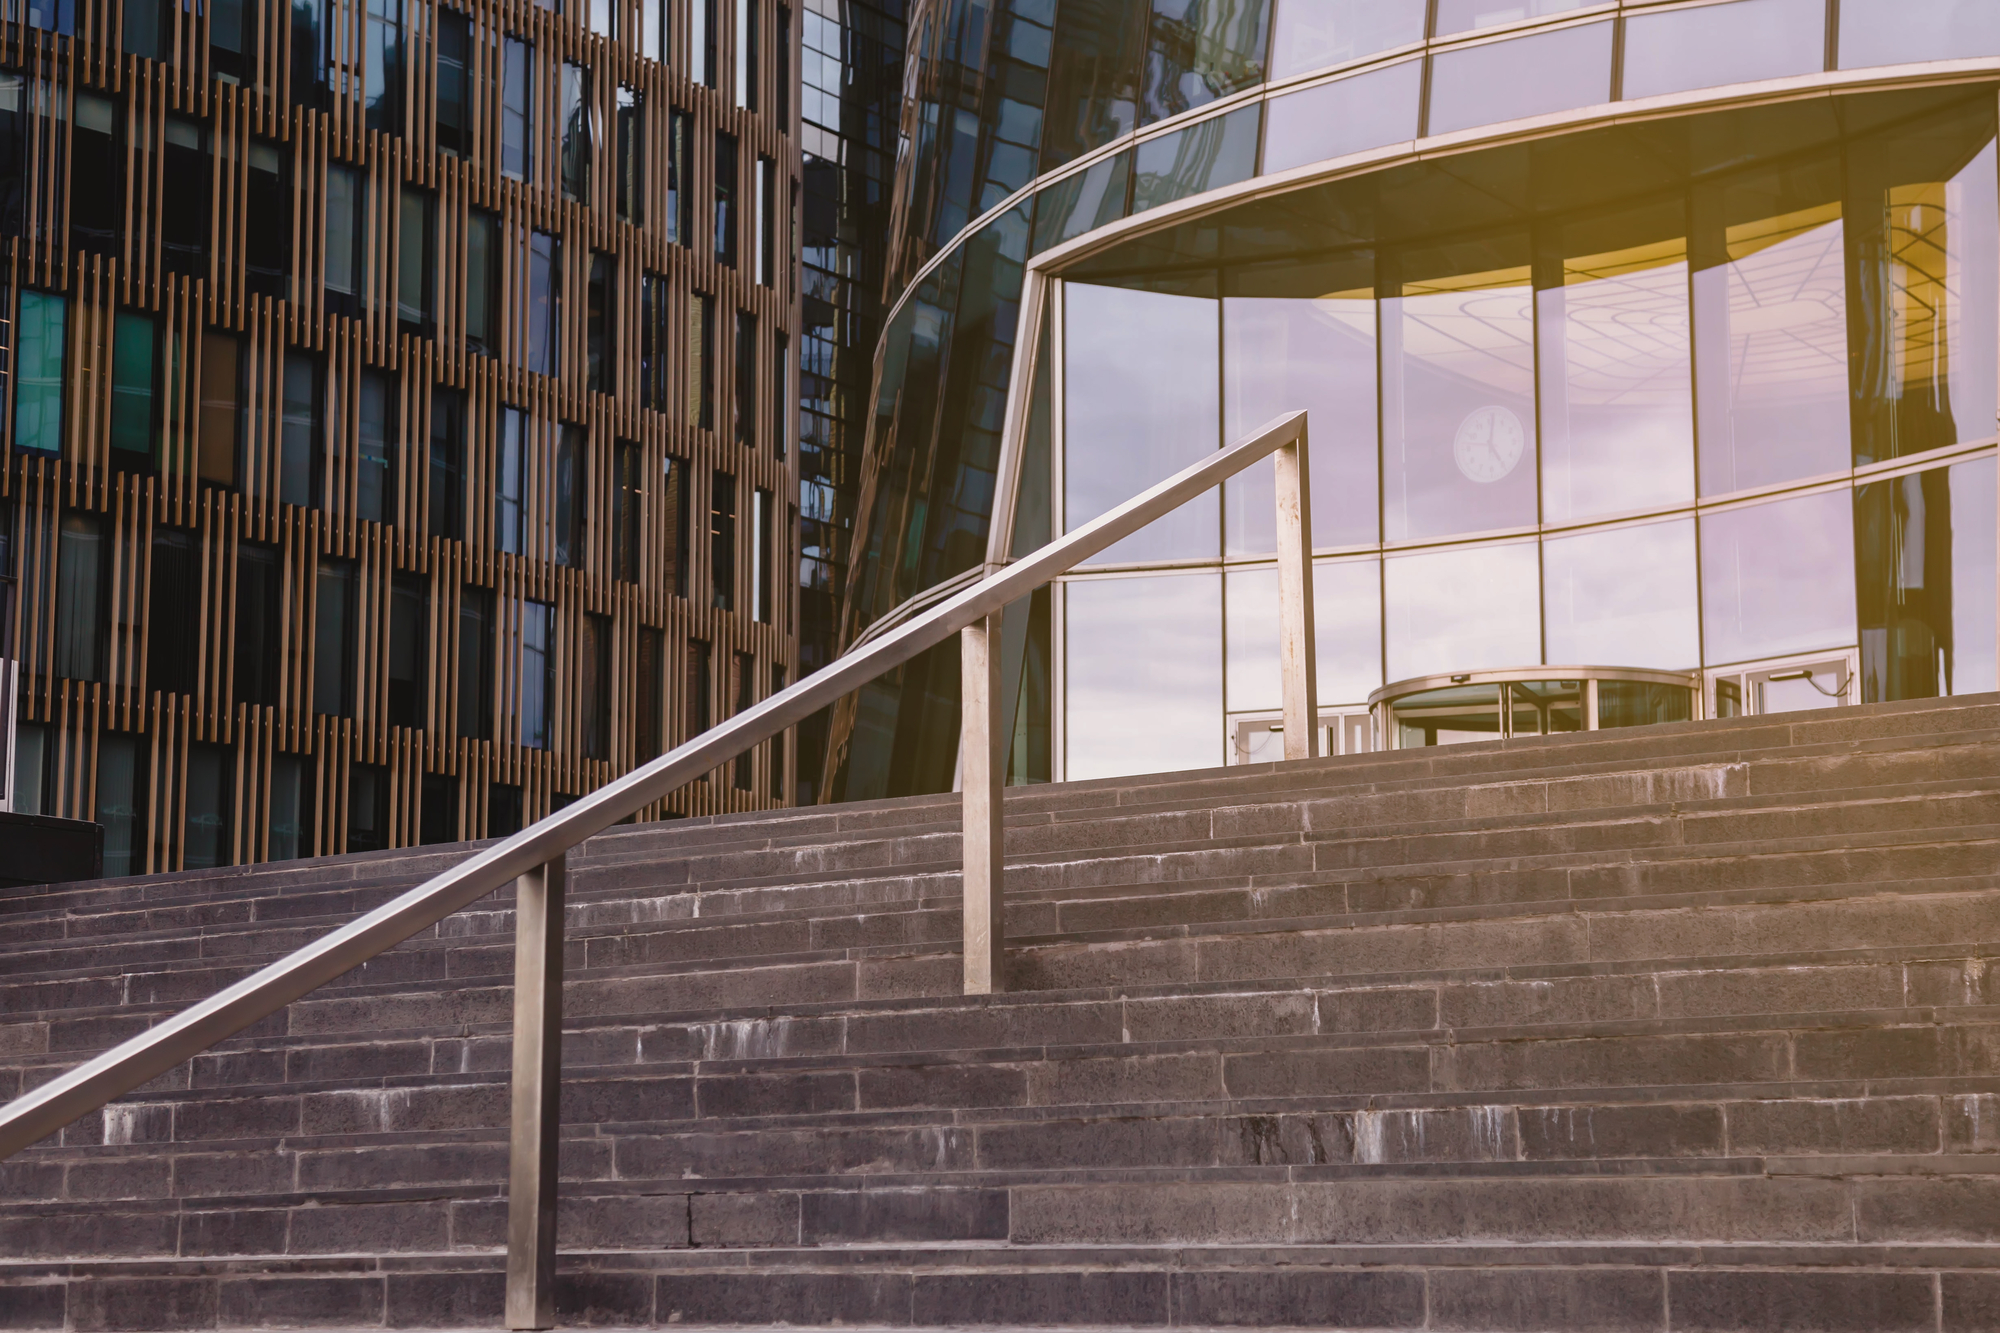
<box><xmin>1700</xmin><ymin>488</ymin><xmax>1856</xmax><ymax>664</ymax></box>
<box><xmin>1543</xmin><ymin>519</ymin><xmax>1699</xmax><ymax>667</ymax></box>
<box><xmin>1559</xmin><ymin>263</ymin><xmax>1692</xmax><ymax>409</ymax></box>
<box><xmin>1384</xmin><ymin>541</ymin><xmax>1540</xmax><ymax>680</ymax></box>
<box><xmin>1398</xmin><ymin>286</ymin><xmax>1536</xmax><ymax>397</ymax></box>
<box><xmin>1728</xmin><ymin>218</ymin><xmax>1847</xmax><ymax>395</ymax></box>
<box><xmin>1225</xmin><ymin>559</ymin><xmax>1384</xmax><ymax>711</ymax></box>
<box><xmin>1067</xmin><ymin>573</ymin><xmax>1223</xmax><ymax>781</ymax></box>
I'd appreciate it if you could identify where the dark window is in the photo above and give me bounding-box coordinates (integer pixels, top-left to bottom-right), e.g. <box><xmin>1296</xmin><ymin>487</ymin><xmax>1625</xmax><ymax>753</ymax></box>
<box><xmin>496</xmin><ymin>406</ymin><xmax>526</xmax><ymax>553</ymax></box>
<box><xmin>281</xmin><ymin>351</ymin><xmax>322</xmax><ymax>508</ymax></box>
<box><xmin>0</xmin><ymin>76</ymin><xmax>23</xmax><ymax>239</ymax></box>
<box><xmin>756</xmin><ymin>155</ymin><xmax>775</xmax><ymax>285</ymax></box>
<box><xmin>641</xmin><ymin>271</ymin><xmax>671</xmax><ymax>411</ymax></box>
<box><xmin>15</xmin><ymin>291</ymin><xmax>64</xmax><ymax>456</ymax></box>
<box><xmin>665</xmin><ymin>454</ymin><xmax>689</xmax><ymax>598</ymax></box>
<box><xmin>555</xmin><ymin>425</ymin><xmax>586</xmax><ymax>568</ymax></box>
<box><xmin>528</xmin><ymin>229</ymin><xmax>559</xmax><ymax>376</ymax></box>
<box><xmin>110</xmin><ymin>311</ymin><xmax>160</xmax><ymax>473</ymax></box>
<box><xmin>56</xmin><ymin>514</ymin><xmax>106</xmax><ymax>682</ymax></box>
<box><xmin>125</xmin><ymin>0</ymin><xmax>164</xmax><ymax>58</ymax></box>
<box><xmin>587</xmin><ymin>251</ymin><xmax>613</xmax><ymax>393</ymax></box>
<box><xmin>636</xmin><ymin>626</ymin><xmax>663</xmax><ymax>759</ymax></box>
<box><xmin>457</xmin><ymin>585</ymin><xmax>493</xmax><ymax>739</ymax></box>
<box><xmin>770</xmin><ymin>329</ymin><xmax>788</xmax><ymax>460</ymax></box>
<box><xmin>562</xmin><ymin>62</ymin><xmax>591</xmax><ymax>201</ymax></box>
<box><xmin>502</xmin><ymin>37</ymin><xmax>532</xmax><ymax>180</ymax></box>
<box><xmin>366</xmin><ymin>0</ymin><xmax>403</xmax><ymax>134</ymax></box>
<box><xmin>398</xmin><ymin>186</ymin><xmax>434</xmax><ymax>336</ymax></box>
<box><xmin>235</xmin><ymin>539</ymin><xmax>283</xmax><ymax>707</ymax></box>
<box><xmin>466</xmin><ymin>207</ymin><xmax>499</xmax><ymax>356</ymax></box>
<box><xmin>668</xmin><ymin>109</ymin><xmax>692</xmax><ymax>244</ymax></box>
<box><xmin>769</xmin><ymin>663</ymin><xmax>785</xmax><ymax>798</ymax></box>
<box><xmin>389</xmin><ymin>572</ymin><xmax>427</xmax><ymax>730</ymax></box>
<box><xmin>211</xmin><ymin>0</ymin><xmax>256</xmax><ymax>84</ymax></box>
<box><xmin>198</xmin><ymin>332</ymin><xmax>241</xmax><ymax>490</ymax></box>
<box><xmin>420</xmin><ymin>773</ymin><xmax>457</xmax><ymax>843</ymax></box>
<box><xmin>268</xmin><ymin>753</ymin><xmax>314</xmax><ymax>860</ymax></box>
<box><xmin>616</xmin><ymin>86</ymin><xmax>641</xmax><ymax>223</ymax></box>
<box><xmin>775</xmin><ymin>4</ymin><xmax>790</xmax><ymax>127</ymax></box>
<box><xmin>734</xmin><ymin>310</ymin><xmax>756</xmax><ymax>447</ymax></box>
<box><xmin>709</xmin><ymin>468</ymin><xmax>735</xmax><ymax>611</ymax></box>
<box><xmin>357</xmin><ymin>369</ymin><xmax>396</xmax><ymax>525</ymax></box>
<box><xmin>753</xmin><ymin>487</ymin><xmax>773</xmax><ymax>623</ymax></box>
<box><xmin>29</xmin><ymin>0</ymin><xmax>75</xmax><ymax>31</ymax></box>
<box><xmin>70</xmin><ymin>93</ymin><xmax>118</xmax><ymax>257</ymax></box>
<box><xmin>614</xmin><ymin>440</ymin><xmax>642</xmax><ymax>582</ymax></box>
<box><xmin>737</xmin><ymin>0</ymin><xmax>757</xmax><ymax>109</ymax></box>
<box><xmin>487</xmin><ymin>781</ymin><xmax>522</xmax><ymax>835</ymax></box>
<box><xmin>347</xmin><ymin>762</ymin><xmax>390</xmax><ymax>852</ymax></box>
<box><xmin>148</xmin><ymin>526</ymin><xmax>199</xmax><ymax>697</ymax></box>
<box><xmin>686</xmin><ymin>637</ymin><xmax>711</xmax><ymax>735</ymax></box>
<box><xmin>713</xmin><ymin>131</ymin><xmax>737</xmax><ymax>265</ymax></box>
<box><xmin>96</xmin><ymin>732</ymin><xmax>147</xmax><ymax>876</ymax></box>
<box><xmin>732</xmin><ymin>650</ymin><xmax>753</xmax><ymax>789</ymax></box>
<box><xmin>582</xmin><ymin>612</ymin><xmax>611</xmax><ymax>760</ymax></box>
<box><xmin>520</xmin><ymin>597</ymin><xmax>553</xmax><ymax>748</ymax></box>
<box><xmin>247</xmin><ymin>141</ymin><xmax>290</xmax><ymax>299</ymax></box>
<box><xmin>437</xmin><ymin>8</ymin><xmax>472</xmax><ymax>155</ymax></box>
<box><xmin>184</xmin><ymin>743</ymin><xmax>233</xmax><ymax>870</ymax></box>
<box><xmin>162</xmin><ymin>117</ymin><xmax>210</xmax><ymax>278</ymax></box>
<box><xmin>291</xmin><ymin>0</ymin><xmax>327</xmax><ymax>108</ymax></box>
<box><xmin>692</xmin><ymin>293</ymin><xmax>714</xmax><ymax>428</ymax></box>
<box><xmin>324</xmin><ymin>163</ymin><xmax>365</xmax><ymax>320</ymax></box>
<box><xmin>313</xmin><ymin>557</ymin><xmax>357</xmax><ymax>717</ymax></box>
<box><xmin>694</xmin><ymin>0</ymin><xmax>715</xmax><ymax>85</ymax></box>
<box><xmin>429</xmin><ymin>387</ymin><xmax>464</xmax><ymax>539</ymax></box>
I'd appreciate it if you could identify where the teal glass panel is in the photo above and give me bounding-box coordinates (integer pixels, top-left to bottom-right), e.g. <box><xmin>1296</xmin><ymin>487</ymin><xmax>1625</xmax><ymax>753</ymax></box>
<box><xmin>110</xmin><ymin>311</ymin><xmax>158</xmax><ymax>464</ymax></box>
<box><xmin>15</xmin><ymin>289</ymin><xmax>65</xmax><ymax>456</ymax></box>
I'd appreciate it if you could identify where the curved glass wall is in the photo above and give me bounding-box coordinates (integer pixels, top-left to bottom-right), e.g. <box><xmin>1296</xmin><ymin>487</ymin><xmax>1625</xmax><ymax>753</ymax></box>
<box><xmin>830</xmin><ymin>0</ymin><xmax>2000</xmax><ymax>800</ymax></box>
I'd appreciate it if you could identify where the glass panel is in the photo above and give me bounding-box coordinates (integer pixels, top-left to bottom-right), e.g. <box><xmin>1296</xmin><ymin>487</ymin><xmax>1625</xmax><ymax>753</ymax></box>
<box><xmin>1040</xmin><ymin>0</ymin><xmax>1147</xmax><ymax>170</ymax></box>
<box><xmin>1130</xmin><ymin>104</ymin><xmax>1259</xmax><ymax>214</ymax></box>
<box><xmin>56</xmin><ymin>514</ymin><xmax>103</xmax><ymax>681</ymax></box>
<box><xmin>1031</xmin><ymin>152</ymin><xmax>1130</xmax><ymax>253</ymax></box>
<box><xmin>1542</xmin><ymin>517</ymin><xmax>1699</xmax><ymax>667</ymax></box>
<box><xmin>1434</xmin><ymin>0</ymin><xmax>1591</xmax><ymax>37</ymax></box>
<box><xmin>1426</xmin><ymin>20</ymin><xmax>1612</xmax><ymax>137</ymax></box>
<box><xmin>1393</xmin><ymin>683</ymin><xmax>1501</xmax><ymax>747</ymax></box>
<box><xmin>520</xmin><ymin>599</ymin><xmax>551</xmax><ymax>748</ymax></box>
<box><xmin>1222</xmin><ymin>291</ymin><xmax>1378</xmax><ymax>551</ymax></box>
<box><xmin>357</xmin><ymin>370</ymin><xmax>393</xmax><ymax>524</ymax></box>
<box><xmin>1857</xmin><ymin>457</ymin><xmax>1998</xmax><ymax>702</ymax></box>
<box><xmin>1141</xmin><ymin>0</ymin><xmax>1271</xmax><ymax>125</ymax></box>
<box><xmin>1382</xmin><ymin>245</ymin><xmax>1538</xmax><ymax>541</ymax></box>
<box><xmin>110</xmin><ymin>311</ymin><xmax>157</xmax><ymax>463</ymax></box>
<box><xmin>1700</xmin><ymin>488</ymin><xmax>1856</xmax><ymax>665</ymax></box>
<box><xmin>96</xmin><ymin>734</ymin><xmax>144</xmax><ymax>876</ymax></box>
<box><xmin>15</xmin><ymin>290</ymin><xmax>64</xmax><ymax>455</ymax></box>
<box><xmin>529</xmin><ymin>230</ymin><xmax>559</xmax><ymax>376</ymax></box>
<box><xmin>1597</xmin><ymin>680</ymin><xmax>1692</xmax><ymax>728</ymax></box>
<box><xmin>1692</xmin><ymin>161</ymin><xmax>1849</xmax><ymax>495</ymax></box>
<box><xmin>269</xmin><ymin>755</ymin><xmax>311</xmax><ymax>861</ymax></box>
<box><xmin>1839</xmin><ymin>0</ymin><xmax>2000</xmax><ymax>68</ymax></box>
<box><xmin>1262</xmin><ymin>59</ymin><xmax>1420</xmax><ymax>174</ymax></box>
<box><xmin>282</xmin><ymin>353</ymin><xmax>319</xmax><ymax>508</ymax></box>
<box><xmin>184</xmin><ymin>745</ymin><xmax>231</xmax><ymax>870</ymax></box>
<box><xmin>325</xmin><ymin>166</ymin><xmax>361</xmax><ymax>302</ymax></box>
<box><xmin>1508</xmin><ymin>679</ymin><xmax>1584</xmax><ymax>736</ymax></box>
<box><xmin>1064</xmin><ymin>281</ymin><xmax>1219</xmax><ymax>564</ymax></box>
<box><xmin>1538</xmin><ymin>203</ymin><xmax>1695</xmax><ymax>524</ymax></box>
<box><xmin>1946</xmin><ymin>456</ymin><xmax>1997</xmax><ymax>694</ymax></box>
<box><xmin>1065</xmin><ymin>571</ymin><xmax>1222</xmax><ymax>779</ymax></box>
<box><xmin>1621</xmin><ymin>0</ymin><xmax>1825</xmax><ymax>103</ymax></box>
<box><xmin>1847</xmin><ymin>118</ymin><xmax>1998</xmax><ymax>465</ymax></box>
<box><xmin>1269</xmin><ymin>0</ymin><xmax>1424</xmax><ymax>80</ymax></box>
<box><xmin>1384</xmin><ymin>539</ymin><xmax>1539</xmax><ymax>680</ymax></box>
<box><xmin>1224</xmin><ymin>556</ymin><xmax>1382</xmax><ymax>713</ymax></box>
<box><xmin>314</xmin><ymin>560</ymin><xmax>354</xmax><ymax>716</ymax></box>
<box><xmin>502</xmin><ymin>38</ymin><xmax>532</xmax><ymax>180</ymax></box>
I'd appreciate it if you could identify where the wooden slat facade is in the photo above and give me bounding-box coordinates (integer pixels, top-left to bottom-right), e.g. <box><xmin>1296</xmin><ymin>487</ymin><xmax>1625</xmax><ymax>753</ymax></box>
<box><xmin>0</xmin><ymin>0</ymin><xmax>801</xmax><ymax>869</ymax></box>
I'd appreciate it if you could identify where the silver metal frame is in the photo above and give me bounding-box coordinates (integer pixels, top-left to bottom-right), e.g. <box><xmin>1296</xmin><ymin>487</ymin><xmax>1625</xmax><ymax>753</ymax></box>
<box><xmin>1369</xmin><ymin>665</ymin><xmax>1704</xmax><ymax>750</ymax></box>
<box><xmin>0</xmin><ymin>408</ymin><xmax>1319</xmax><ymax>1329</ymax></box>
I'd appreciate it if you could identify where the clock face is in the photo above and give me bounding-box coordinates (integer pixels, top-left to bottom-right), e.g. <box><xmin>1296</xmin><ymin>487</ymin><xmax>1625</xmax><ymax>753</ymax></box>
<box><xmin>1453</xmin><ymin>405</ymin><xmax>1525</xmax><ymax>483</ymax></box>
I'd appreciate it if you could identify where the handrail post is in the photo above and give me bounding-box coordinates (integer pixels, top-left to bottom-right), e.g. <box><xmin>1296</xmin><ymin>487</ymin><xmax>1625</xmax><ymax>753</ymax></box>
<box><xmin>961</xmin><ymin>613</ymin><xmax>1005</xmax><ymax>994</ymax></box>
<box><xmin>1274</xmin><ymin>421</ymin><xmax>1319</xmax><ymax>760</ymax></box>
<box><xmin>505</xmin><ymin>854</ymin><xmax>565</xmax><ymax>1331</ymax></box>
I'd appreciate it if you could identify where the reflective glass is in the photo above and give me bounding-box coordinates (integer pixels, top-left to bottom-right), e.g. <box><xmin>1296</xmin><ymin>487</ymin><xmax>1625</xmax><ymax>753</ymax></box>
<box><xmin>1856</xmin><ymin>458</ymin><xmax>1998</xmax><ymax>701</ymax></box>
<box><xmin>1538</xmin><ymin>206</ymin><xmax>1695</xmax><ymax>524</ymax></box>
<box><xmin>1263</xmin><ymin>59</ymin><xmax>1420</xmax><ymax>174</ymax></box>
<box><xmin>1130</xmin><ymin>105</ymin><xmax>1259</xmax><ymax>215</ymax></box>
<box><xmin>1692</xmin><ymin>163</ymin><xmax>1849</xmax><ymax>495</ymax></box>
<box><xmin>1847</xmin><ymin>123</ymin><xmax>1998</xmax><ymax>465</ymax></box>
<box><xmin>95</xmin><ymin>733</ymin><xmax>144</xmax><ymax>877</ymax></box>
<box><xmin>1383</xmin><ymin>539</ymin><xmax>1540</xmax><ymax>681</ymax></box>
<box><xmin>15</xmin><ymin>290</ymin><xmax>64</xmax><ymax>455</ymax></box>
<box><xmin>1224</xmin><ymin>556</ymin><xmax>1382</xmax><ymax>712</ymax></box>
<box><xmin>1032</xmin><ymin>152</ymin><xmax>1131</xmax><ymax>253</ymax></box>
<box><xmin>1222</xmin><ymin>293</ymin><xmax>1378</xmax><ymax>552</ymax></box>
<box><xmin>1839</xmin><ymin>0</ymin><xmax>2000</xmax><ymax>68</ymax></box>
<box><xmin>1621</xmin><ymin>0</ymin><xmax>1825</xmax><ymax>102</ymax></box>
<box><xmin>1065</xmin><ymin>571</ymin><xmax>1222</xmax><ymax>779</ymax></box>
<box><xmin>1433</xmin><ymin>0</ymin><xmax>1592</xmax><ymax>37</ymax></box>
<box><xmin>1382</xmin><ymin>250</ymin><xmax>1538</xmax><ymax>541</ymax></box>
<box><xmin>1700</xmin><ymin>488</ymin><xmax>1856</xmax><ymax>665</ymax></box>
<box><xmin>1064</xmin><ymin>282</ymin><xmax>1218</xmax><ymax>564</ymax></box>
<box><xmin>1142</xmin><ymin>0</ymin><xmax>1270</xmax><ymax>124</ymax></box>
<box><xmin>1946</xmin><ymin>456</ymin><xmax>1997</xmax><ymax>694</ymax></box>
<box><xmin>1426</xmin><ymin>20</ymin><xmax>1612</xmax><ymax>137</ymax></box>
<box><xmin>1041</xmin><ymin>0</ymin><xmax>1147</xmax><ymax>170</ymax></box>
<box><xmin>1269</xmin><ymin>0</ymin><xmax>1424</xmax><ymax>81</ymax></box>
<box><xmin>1542</xmin><ymin>518</ymin><xmax>1699</xmax><ymax>668</ymax></box>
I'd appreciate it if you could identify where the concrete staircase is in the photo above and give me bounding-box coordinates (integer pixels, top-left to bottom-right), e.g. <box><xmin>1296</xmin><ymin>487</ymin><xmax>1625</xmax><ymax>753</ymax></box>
<box><xmin>3</xmin><ymin>694</ymin><xmax>2000</xmax><ymax>1330</ymax></box>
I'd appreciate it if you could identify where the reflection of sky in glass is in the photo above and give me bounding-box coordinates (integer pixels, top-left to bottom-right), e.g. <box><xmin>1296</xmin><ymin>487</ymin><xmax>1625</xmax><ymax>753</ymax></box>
<box><xmin>1384</xmin><ymin>540</ymin><xmax>1540</xmax><ymax>680</ymax></box>
<box><xmin>1701</xmin><ymin>488</ymin><xmax>1856</xmax><ymax>664</ymax></box>
<box><xmin>1426</xmin><ymin>21</ymin><xmax>1612</xmax><ymax>137</ymax></box>
<box><xmin>1065</xmin><ymin>282</ymin><xmax>1219</xmax><ymax>564</ymax></box>
<box><xmin>1840</xmin><ymin>0</ymin><xmax>2000</xmax><ymax>67</ymax></box>
<box><xmin>1066</xmin><ymin>572</ymin><xmax>1223</xmax><ymax>778</ymax></box>
<box><xmin>1225</xmin><ymin>557</ymin><xmax>1382</xmax><ymax>711</ymax></box>
<box><xmin>1223</xmin><ymin>296</ymin><xmax>1378</xmax><ymax>552</ymax></box>
<box><xmin>1384</xmin><ymin>274</ymin><xmax>1539</xmax><ymax>541</ymax></box>
<box><xmin>1950</xmin><ymin>457</ymin><xmax>1997</xmax><ymax>694</ymax></box>
<box><xmin>1622</xmin><ymin>0</ymin><xmax>1824</xmax><ymax>101</ymax></box>
<box><xmin>1270</xmin><ymin>0</ymin><xmax>1425</xmax><ymax>80</ymax></box>
<box><xmin>1542</xmin><ymin>519</ymin><xmax>1699</xmax><ymax>667</ymax></box>
<box><xmin>1539</xmin><ymin>246</ymin><xmax>1695</xmax><ymax>523</ymax></box>
<box><xmin>1433</xmin><ymin>0</ymin><xmax>1590</xmax><ymax>35</ymax></box>
<box><xmin>1263</xmin><ymin>59</ymin><xmax>1420</xmax><ymax>174</ymax></box>
<box><xmin>1694</xmin><ymin>205</ymin><xmax>1851</xmax><ymax>494</ymax></box>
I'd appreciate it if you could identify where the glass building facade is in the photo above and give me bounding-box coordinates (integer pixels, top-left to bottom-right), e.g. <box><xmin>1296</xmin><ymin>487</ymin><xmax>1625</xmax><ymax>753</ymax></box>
<box><xmin>826</xmin><ymin>0</ymin><xmax>2000</xmax><ymax>796</ymax></box>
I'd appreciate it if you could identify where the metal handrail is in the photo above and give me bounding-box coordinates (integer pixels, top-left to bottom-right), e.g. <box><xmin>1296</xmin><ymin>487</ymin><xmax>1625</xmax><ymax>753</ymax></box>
<box><xmin>0</xmin><ymin>409</ymin><xmax>1317</xmax><ymax>1329</ymax></box>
